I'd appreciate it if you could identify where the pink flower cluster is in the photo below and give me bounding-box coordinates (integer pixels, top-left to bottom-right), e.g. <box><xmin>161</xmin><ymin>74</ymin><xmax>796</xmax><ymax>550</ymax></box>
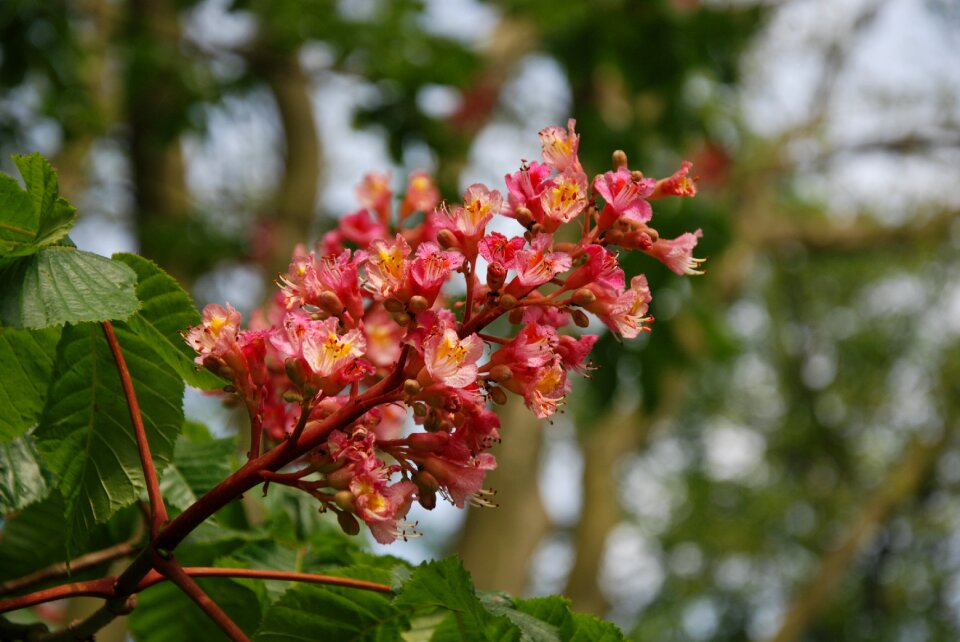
<box><xmin>185</xmin><ymin>121</ymin><xmax>703</xmax><ymax>544</ymax></box>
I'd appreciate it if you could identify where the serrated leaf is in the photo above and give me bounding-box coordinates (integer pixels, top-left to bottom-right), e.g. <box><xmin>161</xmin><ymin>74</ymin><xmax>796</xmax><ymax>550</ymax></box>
<box><xmin>160</xmin><ymin>428</ymin><xmax>236</xmax><ymax>513</ymax></box>
<box><xmin>113</xmin><ymin>253</ymin><xmax>226</xmax><ymax>390</ymax></box>
<box><xmin>511</xmin><ymin>595</ymin><xmax>626</xmax><ymax>642</ymax></box>
<box><xmin>0</xmin><ymin>325</ymin><xmax>60</xmax><ymax>443</ymax></box>
<box><xmin>0</xmin><ymin>153</ymin><xmax>75</xmax><ymax>258</ymax></box>
<box><xmin>0</xmin><ymin>496</ymin><xmax>136</xmax><ymax>584</ymax></box>
<box><xmin>480</xmin><ymin>593</ymin><xmax>561</xmax><ymax>642</ymax></box>
<box><xmin>254</xmin><ymin>573</ymin><xmax>409</xmax><ymax>642</ymax></box>
<box><xmin>563</xmin><ymin>613</ymin><xmax>625</xmax><ymax>642</ymax></box>
<box><xmin>0</xmin><ymin>432</ymin><xmax>55</xmax><ymax>513</ymax></box>
<box><xmin>130</xmin><ymin>577</ymin><xmax>262</xmax><ymax>642</ymax></box>
<box><xmin>35</xmin><ymin>321</ymin><xmax>183</xmax><ymax>551</ymax></box>
<box><xmin>394</xmin><ymin>557</ymin><xmax>517</xmax><ymax>641</ymax></box>
<box><xmin>0</xmin><ymin>247</ymin><xmax>139</xmax><ymax>328</ymax></box>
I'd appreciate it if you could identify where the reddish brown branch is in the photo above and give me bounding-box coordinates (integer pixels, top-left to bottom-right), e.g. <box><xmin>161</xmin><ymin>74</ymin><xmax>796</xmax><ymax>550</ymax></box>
<box><xmin>156</xmin><ymin>559</ymin><xmax>250</xmax><ymax>642</ymax></box>
<box><xmin>0</xmin><ymin>540</ymin><xmax>138</xmax><ymax>597</ymax></box>
<box><xmin>102</xmin><ymin>321</ymin><xmax>169</xmax><ymax>538</ymax></box>
<box><xmin>138</xmin><ymin>567</ymin><xmax>393</xmax><ymax>594</ymax></box>
<box><xmin>0</xmin><ymin>578</ymin><xmax>116</xmax><ymax>612</ymax></box>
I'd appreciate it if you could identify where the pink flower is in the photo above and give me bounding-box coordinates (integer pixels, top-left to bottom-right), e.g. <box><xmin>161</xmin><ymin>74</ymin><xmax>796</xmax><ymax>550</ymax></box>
<box><xmin>504</xmin><ymin>161</ymin><xmax>552</xmax><ymax>222</ymax></box>
<box><xmin>410</xmin><ymin>242</ymin><xmax>465</xmax><ymax>304</ymax></box>
<box><xmin>557</xmin><ymin>334</ymin><xmax>598</xmax><ymax>374</ymax></box>
<box><xmin>356</xmin><ymin>172</ymin><xmax>393</xmax><ymax>225</ymax></box>
<box><xmin>441</xmin><ymin>183</ymin><xmax>502</xmax><ymax>240</ymax></box>
<box><xmin>362</xmin><ymin>306</ymin><xmax>404</xmax><ymax>367</ymax></box>
<box><xmin>478</xmin><ymin>232</ymin><xmax>525</xmax><ymax>269</ymax></box>
<box><xmin>363</xmin><ymin>234</ymin><xmax>411</xmax><ymax>299</ymax></box>
<box><xmin>423</xmin><ymin>450</ymin><xmax>497</xmax><ymax>508</ymax></box>
<box><xmin>489</xmin><ymin>323</ymin><xmax>559</xmax><ymax>369</ymax></box>
<box><xmin>301</xmin><ymin>318</ymin><xmax>366</xmax><ymax>378</ymax></box>
<box><xmin>350</xmin><ymin>471</ymin><xmax>417</xmax><ymax>544</ymax></box>
<box><xmin>645</xmin><ymin>229</ymin><xmax>705</xmax><ymax>275</ymax></box>
<box><xmin>338</xmin><ymin>209</ymin><xmax>388</xmax><ymax>247</ymax></box>
<box><xmin>651</xmin><ymin>161</ymin><xmax>697</xmax><ymax>199</ymax></box>
<box><xmin>511</xmin><ymin>234</ymin><xmax>573</xmax><ymax>289</ymax></box>
<box><xmin>185</xmin><ymin>303</ymin><xmax>242</xmax><ymax>358</ymax></box>
<box><xmin>594</xmin><ymin>168</ymin><xmax>655</xmax><ymax>228</ymax></box>
<box><xmin>607</xmin><ymin>275</ymin><xmax>653</xmax><ymax>338</ymax></box>
<box><xmin>423</xmin><ymin>329</ymin><xmax>484</xmax><ymax>388</ymax></box>
<box><xmin>538</xmin><ymin>169</ymin><xmax>589</xmax><ymax>231</ymax></box>
<box><xmin>539</xmin><ymin>119</ymin><xmax>581</xmax><ymax>172</ymax></box>
<box><xmin>563</xmin><ymin>245</ymin><xmax>625</xmax><ymax>293</ymax></box>
<box><xmin>400</xmin><ymin>171</ymin><xmax>439</xmax><ymax>217</ymax></box>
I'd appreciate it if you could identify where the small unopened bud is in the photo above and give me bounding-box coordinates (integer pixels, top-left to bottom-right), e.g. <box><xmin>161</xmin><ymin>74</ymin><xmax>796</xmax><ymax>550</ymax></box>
<box><xmin>390</xmin><ymin>309</ymin><xmax>411</xmax><ymax>326</ymax></box>
<box><xmin>383</xmin><ymin>298</ymin><xmax>405</xmax><ymax>314</ymax></box>
<box><xmin>285</xmin><ymin>358</ymin><xmax>308</xmax><ymax>387</ymax></box>
<box><xmin>489</xmin><ymin>364</ymin><xmax>513</xmax><ymax>383</ymax></box>
<box><xmin>515</xmin><ymin>207</ymin><xmax>534</xmax><ymax>228</ymax></box>
<box><xmin>499</xmin><ymin>294</ymin><xmax>517</xmax><ymax>310</ymax></box>
<box><xmin>604</xmin><ymin>229</ymin><xmax>624</xmax><ymax>245</ymax></box>
<box><xmin>572</xmin><ymin>288</ymin><xmax>597</xmax><ymax>306</ymax></box>
<box><xmin>530</xmin><ymin>223</ymin><xmax>543</xmax><ymax>235</ymax></box>
<box><xmin>489</xmin><ymin>386</ymin><xmax>507</xmax><ymax>405</ymax></box>
<box><xmin>486</xmin><ymin>263</ymin><xmax>507</xmax><ymax>292</ymax></box>
<box><xmin>418</xmin><ymin>491</ymin><xmax>437</xmax><ymax>510</ymax></box>
<box><xmin>202</xmin><ymin>355</ymin><xmax>234</xmax><ymax>380</ymax></box>
<box><xmin>408</xmin><ymin>295</ymin><xmax>429</xmax><ymax>314</ymax></box>
<box><xmin>413</xmin><ymin>470</ymin><xmax>440</xmax><ymax>494</ymax></box>
<box><xmin>437</xmin><ymin>228</ymin><xmax>459</xmax><ymax>250</ymax></box>
<box><xmin>326</xmin><ymin>466</ymin><xmax>354</xmax><ymax>490</ymax></box>
<box><xmin>508</xmin><ymin>308</ymin><xmax>524</xmax><ymax>325</ymax></box>
<box><xmin>413</xmin><ymin>401</ymin><xmax>428</xmax><ymax>417</ymax></box>
<box><xmin>318</xmin><ymin>290</ymin><xmax>345</xmax><ymax>316</ymax></box>
<box><xmin>571</xmin><ymin>309</ymin><xmax>590</xmax><ymax>328</ymax></box>
<box><xmin>631</xmin><ymin>170</ymin><xmax>645</xmax><ymax>182</ymax></box>
<box><xmin>337</xmin><ymin>511</ymin><xmax>360</xmax><ymax>536</ymax></box>
<box><xmin>282</xmin><ymin>389</ymin><xmax>303</xmax><ymax>403</ymax></box>
<box><xmin>403</xmin><ymin>379</ymin><xmax>422</xmax><ymax>396</ymax></box>
<box><xmin>333</xmin><ymin>490</ymin><xmax>355</xmax><ymax>512</ymax></box>
<box><xmin>612</xmin><ymin>149</ymin><xmax>629</xmax><ymax>169</ymax></box>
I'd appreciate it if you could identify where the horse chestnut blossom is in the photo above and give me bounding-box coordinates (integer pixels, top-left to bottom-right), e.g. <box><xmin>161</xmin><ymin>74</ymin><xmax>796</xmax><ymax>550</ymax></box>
<box><xmin>185</xmin><ymin>121</ymin><xmax>703</xmax><ymax>544</ymax></box>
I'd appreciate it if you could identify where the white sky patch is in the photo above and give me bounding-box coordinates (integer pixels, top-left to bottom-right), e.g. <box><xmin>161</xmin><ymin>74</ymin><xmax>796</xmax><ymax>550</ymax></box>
<box><xmin>601</xmin><ymin>524</ymin><xmax>665</xmax><ymax>626</ymax></box>
<box><xmin>702</xmin><ymin>419</ymin><xmax>766</xmax><ymax>482</ymax></box>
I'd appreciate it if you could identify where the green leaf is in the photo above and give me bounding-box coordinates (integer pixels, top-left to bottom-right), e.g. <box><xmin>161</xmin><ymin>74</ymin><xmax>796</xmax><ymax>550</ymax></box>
<box><xmin>394</xmin><ymin>557</ymin><xmax>516</xmax><ymax>641</ymax></box>
<box><xmin>0</xmin><ymin>432</ymin><xmax>55</xmax><ymax>513</ymax></box>
<box><xmin>160</xmin><ymin>427</ymin><xmax>236</xmax><ymax>513</ymax></box>
<box><xmin>254</xmin><ymin>572</ymin><xmax>409</xmax><ymax>642</ymax></box>
<box><xmin>130</xmin><ymin>577</ymin><xmax>262</xmax><ymax>642</ymax></box>
<box><xmin>35</xmin><ymin>321</ymin><xmax>183</xmax><ymax>551</ymax></box>
<box><xmin>113</xmin><ymin>253</ymin><xmax>226</xmax><ymax>390</ymax></box>
<box><xmin>563</xmin><ymin>613</ymin><xmax>624</xmax><ymax>642</ymax></box>
<box><xmin>0</xmin><ymin>325</ymin><xmax>60</xmax><ymax>443</ymax></box>
<box><xmin>0</xmin><ymin>153</ymin><xmax>75</xmax><ymax>258</ymax></box>
<box><xmin>513</xmin><ymin>597</ymin><xmax>624</xmax><ymax>642</ymax></box>
<box><xmin>0</xmin><ymin>247</ymin><xmax>139</xmax><ymax>329</ymax></box>
<box><xmin>480</xmin><ymin>593</ymin><xmax>561</xmax><ymax>642</ymax></box>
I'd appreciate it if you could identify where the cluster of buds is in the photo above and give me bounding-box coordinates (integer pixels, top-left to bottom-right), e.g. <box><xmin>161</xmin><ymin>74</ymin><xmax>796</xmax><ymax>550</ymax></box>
<box><xmin>184</xmin><ymin>121</ymin><xmax>703</xmax><ymax>543</ymax></box>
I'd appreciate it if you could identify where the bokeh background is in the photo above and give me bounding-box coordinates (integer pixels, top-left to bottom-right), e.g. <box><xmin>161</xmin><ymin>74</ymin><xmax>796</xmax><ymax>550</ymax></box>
<box><xmin>3</xmin><ymin>0</ymin><xmax>960</xmax><ymax>639</ymax></box>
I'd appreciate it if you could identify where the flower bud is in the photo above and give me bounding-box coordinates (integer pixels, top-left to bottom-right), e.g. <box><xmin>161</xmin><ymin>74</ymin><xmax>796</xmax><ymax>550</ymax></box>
<box><xmin>318</xmin><ymin>290</ymin><xmax>345</xmax><ymax>316</ymax></box>
<box><xmin>508</xmin><ymin>308</ymin><xmax>524</xmax><ymax>325</ymax></box>
<box><xmin>383</xmin><ymin>298</ymin><xmax>405</xmax><ymax>314</ymax></box>
<box><xmin>572</xmin><ymin>288</ymin><xmax>597</xmax><ymax>306</ymax></box>
<box><xmin>515</xmin><ymin>207</ymin><xmax>534</xmax><ymax>228</ymax></box>
<box><xmin>404</xmin><ymin>379</ymin><xmax>422</xmax><ymax>396</ymax></box>
<box><xmin>326</xmin><ymin>466</ymin><xmax>354</xmax><ymax>490</ymax></box>
<box><xmin>333</xmin><ymin>490</ymin><xmax>355</xmax><ymax>512</ymax></box>
<box><xmin>337</xmin><ymin>510</ymin><xmax>360</xmax><ymax>536</ymax></box>
<box><xmin>499</xmin><ymin>294</ymin><xmax>517</xmax><ymax>310</ymax></box>
<box><xmin>612</xmin><ymin>149</ymin><xmax>629</xmax><ymax>169</ymax></box>
<box><xmin>408</xmin><ymin>295</ymin><xmax>429</xmax><ymax>314</ymax></box>
<box><xmin>390</xmin><ymin>309</ymin><xmax>411</xmax><ymax>326</ymax></box>
<box><xmin>489</xmin><ymin>386</ymin><xmax>507</xmax><ymax>405</ymax></box>
<box><xmin>489</xmin><ymin>364</ymin><xmax>513</xmax><ymax>383</ymax></box>
<box><xmin>413</xmin><ymin>470</ymin><xmax>440</xmax><ymax>494</ymax></box>
<box><xmin>437</xmin><ymin>228</ymin><xmax>459</xmax><ymax>250</ymax></box>
<box><xmin>604</xmin><ymin>229</ymin><xmax>624</xmax><ymax>246</ymax></box>
<box><xmin>418</xmin><ymin>490</ymin><xmax>437</xmax><ymax>510</ymax></box>
<box><xmin>202</xmin><ymin>355</ymin><xmax>234</xmax><ymax>380</ymax></box>
<box><xmin>413</xmin><ymin>401</ymin><xmax>428</xmax><ymax>417</ymax></box>
<box><xmin>486</xmin><ymin>263</ymin><xmax>507</xmax><ymax>292</ymax></box>
<box><xmin>631</xmin><ymin>170</ymin><xmax>645</xmax><ymax>182</ymax></box>
<box><xmin>572</xmin><ymin>309</ymin><xmax>590</xmax><ymax>328</ymax></box>
<box><xmin>282</xmin><ymin>389</ymin><xmax>303</xmax><ymax>403</ymax></box>
<box><xmin>284</xmin><ymin>358</ymin><xmax>308</xmax><ymax>387</ymax></box>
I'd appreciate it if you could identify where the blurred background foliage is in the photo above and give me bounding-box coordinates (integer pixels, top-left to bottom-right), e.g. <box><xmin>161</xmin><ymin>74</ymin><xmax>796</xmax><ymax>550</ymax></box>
<box><xmin>2</xmin><ymin>0</ymin><xmax>960</xmax><ymax>640</ymax></box>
